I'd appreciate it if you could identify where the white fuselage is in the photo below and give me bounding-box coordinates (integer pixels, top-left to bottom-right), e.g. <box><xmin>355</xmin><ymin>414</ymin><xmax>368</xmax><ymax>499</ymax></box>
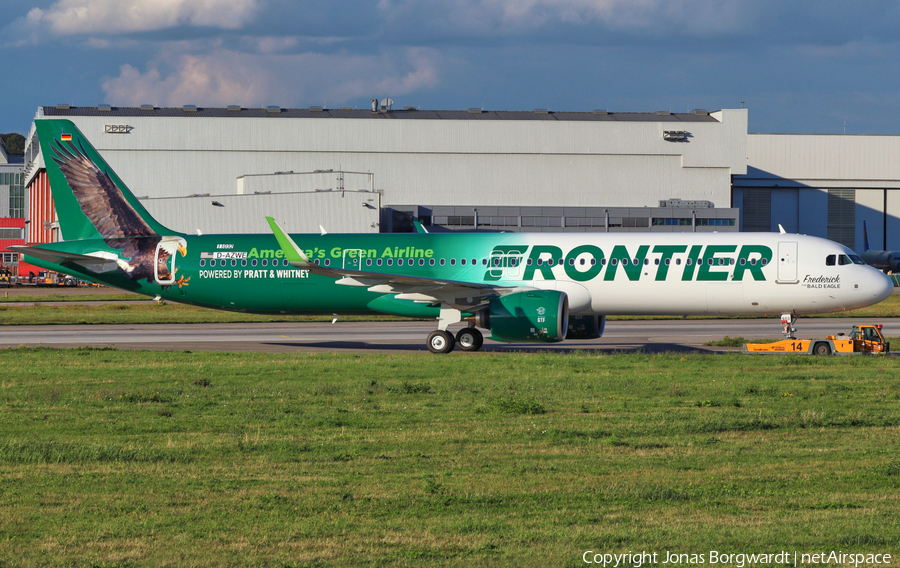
<box><xmin>483</xmin><ymin>232</ymin><xmax>893</xmax><ymax>316</ymax></box>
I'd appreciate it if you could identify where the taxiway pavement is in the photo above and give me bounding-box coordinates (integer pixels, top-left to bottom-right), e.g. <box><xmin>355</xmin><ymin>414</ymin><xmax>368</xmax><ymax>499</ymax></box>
<box><xmin>1</xmin><ymin>318</ymin><xmax>897</xmax><ymax>354</ymax></box>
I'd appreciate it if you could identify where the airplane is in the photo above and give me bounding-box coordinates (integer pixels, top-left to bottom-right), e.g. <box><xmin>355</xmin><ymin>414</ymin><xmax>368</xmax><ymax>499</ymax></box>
<box><xmin>860</xmin><ymin>220</ymin><xmax>900</xmax><ymax>273</ymax></box>
<box><xmin>11</xmin><ymin>119</ymin><xmax>894</xmax><ymax>353</ymax></box>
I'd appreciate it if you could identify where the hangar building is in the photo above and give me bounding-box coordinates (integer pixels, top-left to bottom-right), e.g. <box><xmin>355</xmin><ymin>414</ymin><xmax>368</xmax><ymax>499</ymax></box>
<box><xmin>22</xmin><ymin>105</ymin><xmax>745</xmax><ymax>244</ymax></box>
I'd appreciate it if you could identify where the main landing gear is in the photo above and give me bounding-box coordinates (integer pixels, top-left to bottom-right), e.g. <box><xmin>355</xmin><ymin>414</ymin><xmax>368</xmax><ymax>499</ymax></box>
<box><xmin>426</xmin><ymin>327</ymin><xmax>484</xmax><ymax>354</ymax></box>
<box><xmin>426</xmin><ymin>303</ymin><xmax>485</xmax><ymax>353</ymax></box>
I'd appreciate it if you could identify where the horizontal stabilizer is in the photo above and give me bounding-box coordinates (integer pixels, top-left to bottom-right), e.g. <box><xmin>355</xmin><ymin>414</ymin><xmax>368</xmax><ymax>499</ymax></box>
<box><xmin>10</xmin><ymin>245</ymin><xmax>119</xmax><ymax>273</ymax></box>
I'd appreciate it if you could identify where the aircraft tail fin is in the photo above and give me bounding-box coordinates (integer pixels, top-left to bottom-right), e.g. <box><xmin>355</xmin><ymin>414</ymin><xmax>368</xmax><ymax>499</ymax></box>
<box><xmin>34</xmin><ymin>119</ymin><xmax>177</xmax><ymax>241</ymax></box>
<box><xmin>863</xmin><ymin>220</ymin><xmax>871</xmax><ymax>252</ymax></box>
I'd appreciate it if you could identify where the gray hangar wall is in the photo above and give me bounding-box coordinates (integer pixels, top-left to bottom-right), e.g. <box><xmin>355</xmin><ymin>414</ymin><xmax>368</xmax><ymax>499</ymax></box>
<box><xmin>25</xmin><ymin>106</ymin><xmax>748</xmax><ymax>235</ymax></box>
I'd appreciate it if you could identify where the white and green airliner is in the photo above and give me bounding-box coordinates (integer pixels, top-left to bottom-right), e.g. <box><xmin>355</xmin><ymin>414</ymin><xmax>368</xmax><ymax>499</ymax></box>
<box><xmin>13</xmin><ymin>119</ymin><xmax>894</xmax><ymax>353</ymax></box>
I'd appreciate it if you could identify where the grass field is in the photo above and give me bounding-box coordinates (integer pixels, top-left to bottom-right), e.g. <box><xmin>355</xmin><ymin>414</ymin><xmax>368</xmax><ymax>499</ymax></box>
<box><xmin>1</xmin><ymin>348</ymin><xmax>899</xmax><ymax>566</ymax></box>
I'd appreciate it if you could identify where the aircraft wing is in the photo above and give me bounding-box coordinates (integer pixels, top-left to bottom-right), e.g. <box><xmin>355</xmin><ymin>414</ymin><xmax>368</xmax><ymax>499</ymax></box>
<box><xmin>10</xmin><ymin>245</ymin><xmax>119</xmax><ymax>273</ymax></box>
<box><xmin>267</xmin><ymin>217</ymin><xmax>526</xmax><ymax>310</ymax></box>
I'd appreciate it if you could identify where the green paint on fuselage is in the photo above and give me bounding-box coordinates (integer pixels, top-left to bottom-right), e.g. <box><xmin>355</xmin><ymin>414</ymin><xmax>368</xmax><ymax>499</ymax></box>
<box><xmin>23</xmin><ymin>232</ymin><xmax>776</xmax><ymax>316</ymax></box>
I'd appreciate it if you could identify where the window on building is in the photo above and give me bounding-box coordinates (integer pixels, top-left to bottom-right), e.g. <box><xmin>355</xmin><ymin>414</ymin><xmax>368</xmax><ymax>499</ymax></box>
<box><xmin>742</xmin><ymin>189</ymin><xmax>772</xmax><ymax>232</ymax></box>
<box><xmin>827</xmin><ymin>189</ymin><xmax>856</xmax><ymax>249</ymax></box>
<box><xmin>622</xmin><ymin>217</ymin><xmax>649</xmax><ymax>228</ymax></box>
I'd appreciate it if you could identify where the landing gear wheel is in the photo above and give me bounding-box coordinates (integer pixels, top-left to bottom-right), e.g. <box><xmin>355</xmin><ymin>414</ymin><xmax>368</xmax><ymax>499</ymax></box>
<box><xmin>455</xmin><ymin>328</ymin><xmax>484</xmax><ymax>351</ymax></box>
<box><xmin>427</xmin><ymin>330</ymin><xmax>455</xmax><ymax>354</ymax></box>
<box><xmin>813</xmin><ymin>342</ymin><xmax>831</xmax><ymax>356</ymax></box>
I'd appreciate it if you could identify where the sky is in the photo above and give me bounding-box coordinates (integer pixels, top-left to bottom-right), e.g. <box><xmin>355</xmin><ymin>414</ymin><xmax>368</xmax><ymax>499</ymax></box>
<box><xmin>2</xmin><ymin>0</ymin><xmax>900</xmax><ymax>136</ymax></box>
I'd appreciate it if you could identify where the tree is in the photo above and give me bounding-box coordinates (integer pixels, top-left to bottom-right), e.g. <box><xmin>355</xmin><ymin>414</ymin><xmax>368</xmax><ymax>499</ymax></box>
<box><xmin>0</xmin><ymin>133</ymin><xmax>25</xmax><ymax>156</ymax></box>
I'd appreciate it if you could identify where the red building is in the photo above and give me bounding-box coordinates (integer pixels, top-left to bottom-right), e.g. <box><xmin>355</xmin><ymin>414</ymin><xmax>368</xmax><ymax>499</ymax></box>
<box><xmin>26</xmin><ymin>169</ymin><xmax>56</xmax><ymax>245</ymax></box>
<box><xmin>0</xmin><ymin>217</ymin><xmax>39</xmax><ymax>277</ymax></box>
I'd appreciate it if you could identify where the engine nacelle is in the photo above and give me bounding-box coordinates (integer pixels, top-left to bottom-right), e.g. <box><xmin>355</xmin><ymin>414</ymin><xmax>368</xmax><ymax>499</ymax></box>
<box><xmin>473</xmin><ymin>290</ymin><xmax>569</xmax><ymax>343</ymax></box>
<box><xmin>566</xmin><ymin>315</ymin><xmax>606</xmax><ymax>340</ymax></box>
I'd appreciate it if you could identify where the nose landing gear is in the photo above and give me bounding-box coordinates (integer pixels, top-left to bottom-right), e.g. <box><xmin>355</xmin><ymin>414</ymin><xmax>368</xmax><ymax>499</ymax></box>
<box><xmin>781</xmin><ymin>313</ymin><xmax>797</xmax><ymax>339</ymax></box>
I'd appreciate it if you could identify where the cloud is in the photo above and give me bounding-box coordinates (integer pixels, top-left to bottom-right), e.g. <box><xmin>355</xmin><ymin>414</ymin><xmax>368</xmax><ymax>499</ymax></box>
<box><xmin>5</xmin><ymin>0</ymin><xmax>259</xmax><ymax>41</ymax></box>
<box><xmin>100</xmin><ymin>47</ymin><xmax>443</xmax><ymax>108</ymax></box>
<box><xmin>101</xmin><ymin>54</ymin><xmax>268</xmax><ymax>106</ymax></box>
<box><xmin>378</xmin><ymin>0</ymin><xmax>756</xmax><ymax>39</ymax></box>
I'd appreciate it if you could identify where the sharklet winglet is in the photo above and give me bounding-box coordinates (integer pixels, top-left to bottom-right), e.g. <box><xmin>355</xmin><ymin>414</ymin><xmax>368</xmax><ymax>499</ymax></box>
<box><xmin>266</xmin><ymin>217</ymin><xmax>310</xmax><ymax>265</ymax></box>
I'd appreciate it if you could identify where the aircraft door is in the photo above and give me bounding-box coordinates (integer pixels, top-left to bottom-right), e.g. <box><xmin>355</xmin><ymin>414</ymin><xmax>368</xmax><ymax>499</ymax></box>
<box><xmin>154</xmin><ymin>241</ymin><xmax>178</xmax><ymax>285</ymax></box>
<box><xmin>505</xmin><ymin>250</ymin><xmax>522</xmax><ymax>279</ymax></box>
<box><xmin>489</xmin><ymin>250</ymin><xmax>523</xmax><ymax>280</ymax></box>
<box><xmin>777</xmin><ymin>241</ymin><xmax>799</xmax><ymax>283</ymax></box>
<box><xmin>343</xmin><ymin>249</ymin><xmax>362</xmax><ymax>271</ymax></box>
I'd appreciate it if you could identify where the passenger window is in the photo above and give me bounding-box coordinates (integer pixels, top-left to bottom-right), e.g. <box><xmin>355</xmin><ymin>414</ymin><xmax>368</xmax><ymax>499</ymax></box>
<box><xmin>231</xmin><ymin>259</ymin><xmax>237</xmax><ymax>267</ymax></box>
<box><xmin>241</xmin><ymin>259</ymin><xmax>247</xmax><ymax>267</ymax></box>
<box><xmin>200</xmin><ymin>259</ymin><xmax>206</xmax><ymax>267</ymax></box>
<box><xmin>686</xmin><ymin>259</ymin><xmax>692</xmax><ymax>266</ymax></box>
<box><xmin>251</xmin><ymin>259</ymin><xmax>258</xmax><ymax>267</ymax></box>
<box><xmin>377</xmin><ymin>258</ymin><xmax>383</xmax><ymax>266</ymax></box>
<box><xmin>419</xmin><ymin>259</ymin><xmax>425</xmax><ymax>266</ymax></box>
<box><xmin>664</xmin><ymin>258</ymin><xmax>670</xmax><ymax>266</ymax></box>
<box><xmin>644</xmin><ymin>259</ymin><xmax>650</xmax><ymax>265</ymax></box>
<box><xmin>761</xmin><ymin>259</ymin><xmax>768</xmax><ymax>265</ymax></box>
<box><xmin>750</xmin><ymin>259</ymin><xmax>756</xmax><ymax>265</ymax></box>
<box><xmin>450</xmin><ymin>259</ymin><xmax>456</xmax><ymax>266</ymax></box>
<box><xmin>621</xmin><ymin>259</ymin><xmax>628</xmax><ymax>266</ymax></box>
<box><xmin>439</xmin><ymin>259</ymin><xmax>445</xmax><ymax>266</ymax></box>
<box><xmin>324</xmin><ymin>259</ymin><xmax>330</xmax><ymax>266</ymax></box>
<box><xmin>570</xmin><ymin>259</ymin><xmax>575</xmax><ymax>265</ymax></box>
<box><xmin>654</xmin><ymin>259</ymin><xmax>660</xmax><ymax>265</ymax></box>
<box><xmin>461</xmin><ymin>258</ymin><xmax>466</xmax><ymax>265</ymax></box>
<box><xmin>473</xmin><ymin>258</ymin><xmax>477</xmax><ymax>266</ymax></box>
<box><xmin>366</xmin><ymin>259</ymin><xmax>372</xmax><ymax>266</ymax></box>
<box><xmin>262</xmin><ymin>259</ymin><xmax>268</xmax><ymax>267</ymax></box>
<box><xmin>387</xmin><ymin>259</ymin><xmax>393</xmax><ymax>266</ymax></box>
<box><xmin>676</xmin><ymin>258</ymin><xmax>681</xmax><ymax>265</ymax></box>
<box><xmin>429</xmin><ymin>259</ymin><xmax>434</xmax><ymax>266</ymax></box>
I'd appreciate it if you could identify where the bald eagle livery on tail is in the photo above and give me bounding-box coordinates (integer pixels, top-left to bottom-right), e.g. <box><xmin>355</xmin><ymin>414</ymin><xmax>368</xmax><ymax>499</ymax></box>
<box><xmin>47</xmin><ymin>136</ymin><xmax>188</xmax><ymax>289</ymax></box>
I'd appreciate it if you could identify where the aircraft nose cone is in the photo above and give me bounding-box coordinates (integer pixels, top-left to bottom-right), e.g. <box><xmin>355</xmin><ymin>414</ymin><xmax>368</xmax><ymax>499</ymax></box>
<box><xmin>871</xmin><ymin>271</ymin><xmax>894</xmax><ymax>304</ymax></box>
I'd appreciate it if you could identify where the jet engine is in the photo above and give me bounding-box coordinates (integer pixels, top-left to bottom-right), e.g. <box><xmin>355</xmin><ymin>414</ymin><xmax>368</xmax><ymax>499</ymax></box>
<box><xmin>472</xmin><ymin>290</ymin><xmax>568</xmax><ymax>342</ymax></box>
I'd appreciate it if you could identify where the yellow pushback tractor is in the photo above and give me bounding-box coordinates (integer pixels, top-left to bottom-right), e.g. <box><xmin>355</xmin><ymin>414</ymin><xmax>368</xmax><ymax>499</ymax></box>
<box><xmin>743</xmin><ymin>324</ymin><xmax>889</xmax><ymax>355</ymax></box>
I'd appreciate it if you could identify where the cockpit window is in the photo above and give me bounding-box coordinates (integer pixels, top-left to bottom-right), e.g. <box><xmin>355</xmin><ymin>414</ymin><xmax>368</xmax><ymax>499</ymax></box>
<box><xmin>826</xmin><ymin>254</ymin><xmax>836</xmax><ymax>266</ymax></box>
<box><xmin>849</xmin><ymin>254</ymin><xmax>866</xmax><ymax>265</ymax></box>
<box><xmin>838</xmin><ymin>254</ymin><xmax>852</xmax><ymax>265</ymax></box>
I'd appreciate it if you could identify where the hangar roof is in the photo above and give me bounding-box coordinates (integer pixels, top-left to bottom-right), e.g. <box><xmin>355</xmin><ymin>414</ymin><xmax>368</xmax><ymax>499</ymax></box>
<box><xmin>40</xmin><ymin>105</ymin><xmax>719</xmax><ymax>123</ymax></box>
